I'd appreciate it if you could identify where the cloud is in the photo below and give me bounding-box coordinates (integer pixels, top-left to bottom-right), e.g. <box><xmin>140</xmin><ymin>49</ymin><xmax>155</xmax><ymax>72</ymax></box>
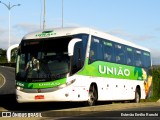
<box><xmin>0</xmin><ymin>30</ymin><xmax>20</xmax><ymax>49</ymax></box>
<box><xmin>150</xmin><ymin>48</ymin><xmax>160</xmax><ymax>65</ymax></box>
<box><xmin>107</xmin><ymin>29</ymin><xmax>155</xmax><ymax>41</ymax></box>
<box><xmin>155</xmin><ymin>28</ymin><xmax>160</xmax><ymax>31</ymax></box>
<box><xmin>108</xmin><ymin>29</ymin><xmax>132</xmax><ymax>38</ymax></box>
<box><xmin>135</xmin><ymin>35</ymin><xmax>155</xmax><ymax>41</ymax></box>
<box><xmin>0</xmin><ymin>22</ymin><xmax>40</xmax><ymax>49</ymax></box>
<box><xmin>0</xmin><ymin>28</ymin><xmax>8</xmax><ymax>49</ymax></box>
<box><xmin>0</xmin><ymin>28</ymin><xmax>7</xmax><ymax>35</ymax></box>
<box><xmin>13</xmin><ymin>23</ymin><xmax>40</xmax><ymax>33</ymax></box>
<box><xmin>47</xmin><ymin>18</ymin><xmax>81</xmax><ymax>28</ymax></box>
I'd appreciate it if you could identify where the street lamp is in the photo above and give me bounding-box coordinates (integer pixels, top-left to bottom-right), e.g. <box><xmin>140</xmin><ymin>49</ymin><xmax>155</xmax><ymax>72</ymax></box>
<box><xmin>0</xmin><ymin>1</ymin><xmax>20</xmax><ymax>48</ymax></box>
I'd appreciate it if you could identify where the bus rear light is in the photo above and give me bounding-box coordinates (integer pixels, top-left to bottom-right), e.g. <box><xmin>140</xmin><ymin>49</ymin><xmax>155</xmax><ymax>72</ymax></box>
<box><xmin>35</xmin><ymin>95</ymin><xmax>44</xmax><ymax>99</ymax></box>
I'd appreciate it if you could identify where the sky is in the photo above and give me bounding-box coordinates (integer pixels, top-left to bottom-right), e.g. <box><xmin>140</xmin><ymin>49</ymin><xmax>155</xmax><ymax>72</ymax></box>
<box><xmin>0</xmin><ymin>0</ymin><xmax>160</xmax><ymax>64</ymax></box>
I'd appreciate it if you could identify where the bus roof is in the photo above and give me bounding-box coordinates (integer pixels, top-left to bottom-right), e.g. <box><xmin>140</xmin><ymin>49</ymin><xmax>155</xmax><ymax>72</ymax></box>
<box><xmin>22</xmin><ymin>27</ymin><xmax>150</xmax><ymax>52</ymax></box>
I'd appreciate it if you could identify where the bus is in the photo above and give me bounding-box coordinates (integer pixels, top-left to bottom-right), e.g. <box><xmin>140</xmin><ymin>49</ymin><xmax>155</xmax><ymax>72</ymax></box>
<box><xmin>15</xmin><ymin>27</ymin><xmax>152</xmax><ymax>106</ymax></box>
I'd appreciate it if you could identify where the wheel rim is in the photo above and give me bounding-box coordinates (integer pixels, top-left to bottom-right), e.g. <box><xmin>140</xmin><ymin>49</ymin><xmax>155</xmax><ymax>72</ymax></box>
<box><xmin>135</xmin><ymin>91</ymin><xmax>140</xmax><ymax>103</ymax></box>
<box><xmin>88</xmin><ymin>86</ymin><xmax>97</xmax><ymax>106</ymax></box>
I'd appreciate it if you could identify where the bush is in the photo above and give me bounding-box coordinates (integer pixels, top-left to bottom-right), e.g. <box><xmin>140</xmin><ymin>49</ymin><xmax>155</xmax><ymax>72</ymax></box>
<box><xmin>152</xmin><ymin>66</ymin><xmax>160</xmax><ymax>98</ymax></box>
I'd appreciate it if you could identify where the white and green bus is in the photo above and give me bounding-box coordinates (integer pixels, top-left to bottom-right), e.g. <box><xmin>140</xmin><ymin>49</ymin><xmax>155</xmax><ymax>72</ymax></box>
<box><xmin>16</xmin><ymin>27</ymin><xmax>152</xmax><ymax>106</ymax></box>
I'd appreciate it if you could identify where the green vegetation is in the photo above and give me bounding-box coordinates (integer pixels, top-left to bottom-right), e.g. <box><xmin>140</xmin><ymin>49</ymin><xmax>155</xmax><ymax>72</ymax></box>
<box><xmin>141</xmin><ymin>66</ymin><xmax>160</xmax><ymax>102</ymax></box>
<box><xmin>0</xmin><ymin>48</ymin><xmax>7</xmax><ymax>62</ymax></box>
<box><xmin>0</xmin><ymin>48</ymin><xmax>17</xmax><ymax>63</ymax></box>
<box><xmin>152</xmin><ymin>66</ymin><xmax>160</xmax><ymax>99</ymax></box>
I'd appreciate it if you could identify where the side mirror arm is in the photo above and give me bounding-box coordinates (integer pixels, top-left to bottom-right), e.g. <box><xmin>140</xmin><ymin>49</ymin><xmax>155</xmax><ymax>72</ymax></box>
<box><xmin>68</xmin><ymin>38</ymin><xmax>82</xmax><ymax>56</ymax></box>
<box><xmin>68</xmin><ymin>38</ymin><xmax>82</xmax><ymax>75</ymax></box>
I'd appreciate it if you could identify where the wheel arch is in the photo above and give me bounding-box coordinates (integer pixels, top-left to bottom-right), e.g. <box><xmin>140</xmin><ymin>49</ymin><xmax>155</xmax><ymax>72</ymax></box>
<box><xmin>136</xmin><ymin>85</ymin><xmax>141</xmax><ymax>98</ymax></box>
<box><xmin>90</xmin><ymin>82</ymin><xmax>98</xmax><ymax>99</ymax></box>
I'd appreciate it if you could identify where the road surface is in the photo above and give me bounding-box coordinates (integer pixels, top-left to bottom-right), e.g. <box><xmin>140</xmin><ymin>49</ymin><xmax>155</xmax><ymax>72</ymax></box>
<box><xmin>64</xmin><ymin>105</ymin><xmax>160</xmax><ymax>120</ymax></box>
<box><xmin>0</xmin><ymin>66</ymin><xmax>15</xmax><ymax>94</ymax></box>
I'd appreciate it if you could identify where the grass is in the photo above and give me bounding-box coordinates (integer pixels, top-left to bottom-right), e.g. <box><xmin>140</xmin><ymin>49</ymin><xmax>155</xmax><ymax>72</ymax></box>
<box><xmin>141</xmin><ymin>96</ymin><xmax>160</xmax><ymax>102</ymax></box>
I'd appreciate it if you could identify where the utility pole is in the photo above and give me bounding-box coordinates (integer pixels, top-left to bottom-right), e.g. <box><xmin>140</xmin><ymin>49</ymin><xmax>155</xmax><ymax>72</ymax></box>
<box><xmin>43</xmin><ymin>0</ymin><xmax>46</xmax><ymax>30</ymax></box>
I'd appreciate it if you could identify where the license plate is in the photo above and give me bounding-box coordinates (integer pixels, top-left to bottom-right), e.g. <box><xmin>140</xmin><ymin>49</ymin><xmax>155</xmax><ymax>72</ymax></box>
<box><xmin>35</xmin><ymin>95</ymin><xmax>44</xmax><ymax>99</ymax></box>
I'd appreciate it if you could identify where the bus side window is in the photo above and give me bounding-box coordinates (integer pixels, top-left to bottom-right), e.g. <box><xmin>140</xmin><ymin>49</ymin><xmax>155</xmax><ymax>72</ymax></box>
<box><xmin>89</xmin><ymin>36</ymin><xmax>103</xmax><ymax>64</ymax></box>
<box><xmin>103</xmin><ymin>40</ymin><xmax>114</xmax><ymax>62</ymax></box>
<box><xmin>126</xmin><ymin>47</ymin><xmax>134</xmax><ymax>66</ymax></box>
<box><xmin>134</xmin><ymin>50</ymin><xmax>143</xmax><ymax>67</ymax></box>
<box><xmin>114</xmin><ymin>44</ymin><xmax>125</xmax><ymax>64</ymax></box>
<box><xmin>143</xmin><ymin>52</ymin><xmax>151</xmax><ymax>68</ymax></box>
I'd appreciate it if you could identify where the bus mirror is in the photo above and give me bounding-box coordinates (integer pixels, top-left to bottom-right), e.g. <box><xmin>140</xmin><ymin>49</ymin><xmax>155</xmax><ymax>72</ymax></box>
<box><xmin>7</xmin><ymin>44</ymin><xmax>19</xmax><ymax>63</ymax></box>
<box><xmin>68</xmin><ymin>38</ymin><xmax>82</xmax><ymax>56</ymax></box>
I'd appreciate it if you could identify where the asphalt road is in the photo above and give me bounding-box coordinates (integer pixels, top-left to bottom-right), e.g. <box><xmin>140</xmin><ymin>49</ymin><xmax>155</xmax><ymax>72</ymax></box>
<box><xmin>0</xmin><ymin>102</ymin><xmax>160</xmax><ymax>120</ymax></box>
<box><xmin>64</xmin><ymin>106</ymin><xmax>160</xmax><ymax>120</ymax></box>
<box><xmin>0</xmin><ymin>66</ymin><xmax>15</xmax><ymax>94</ymax></box>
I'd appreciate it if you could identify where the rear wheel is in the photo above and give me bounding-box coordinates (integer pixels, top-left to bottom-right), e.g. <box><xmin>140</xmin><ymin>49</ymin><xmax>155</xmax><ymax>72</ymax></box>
<box><xmin>85</xmin><ymin>85</ymin><xmax>98</xmax><ymax>106</ymax></box>
<box><xmin>134</xmin><ymin>88</ymin><xmax>140</xmax><ymax>103</ymax></box>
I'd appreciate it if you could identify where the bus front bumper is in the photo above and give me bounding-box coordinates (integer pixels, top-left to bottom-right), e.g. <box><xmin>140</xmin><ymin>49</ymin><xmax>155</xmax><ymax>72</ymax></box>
<box><xmin>16</xmin><ymin>86</ymin><xmax>89</xmax><ymax>103</ymax></box>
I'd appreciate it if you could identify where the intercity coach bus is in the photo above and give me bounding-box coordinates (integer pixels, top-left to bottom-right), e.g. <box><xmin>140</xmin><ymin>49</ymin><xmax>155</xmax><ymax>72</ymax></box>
<box><xmin>15</xmin><ymin>27</ymin><xmax>152</xmax><ymax>106</ymax></box>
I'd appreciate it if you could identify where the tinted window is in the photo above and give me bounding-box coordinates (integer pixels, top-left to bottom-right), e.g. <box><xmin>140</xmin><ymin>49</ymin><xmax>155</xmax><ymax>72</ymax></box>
<box><xmin>134</xmin><ymin>49</ymin><xmax>142</xmax><ymax>67</ymax></box>
<box><xmin>114</xmin><ymin>44</ymin><xmax>125</xmax><ymax>64</ymax></box>
<box><xmin>88</xmin><ymin>36</ymin><xmax>151</xmax><ymax>68</ymax></box>
<box><xmin>126</xmin><ymin>47</ymin><xmax>134</xmax><ymax>66</ymax></box>
<box><xmin>103</xmin><ymin>40</ymin><xmax>114</xmax><ymax>62</ymax></box>
<box><xmin>143</xmin><ymin>52</ymin><xmax>151</xmax><ymax>68</ymax></box>
<box><xmin>72</xmin><ymin>34</ymin><xmax>89</xmax><ymax>74</ymax></box>
<box><xmin>89</xmin><ymin>36</ymin><xmax>103</xmax><ymax>63</ymax></box>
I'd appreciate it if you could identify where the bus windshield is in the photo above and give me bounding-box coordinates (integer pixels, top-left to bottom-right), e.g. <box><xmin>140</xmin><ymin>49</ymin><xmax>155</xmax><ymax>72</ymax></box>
<box><xmin>16</xmin><ymin>34</ymin><xmax>88</xmax><ymax>82</ymax></box>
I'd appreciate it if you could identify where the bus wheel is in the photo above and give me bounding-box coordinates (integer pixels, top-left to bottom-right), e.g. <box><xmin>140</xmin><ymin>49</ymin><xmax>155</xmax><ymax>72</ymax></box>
<box><xmin>134</xmin><ymin>88</ymin><xmax>140</xmax><ymax>103</ymax></box>
<box><xmin>86</xmin><ymin>85</ymin><xmax>98</xmax><ymax>106</ymax></box>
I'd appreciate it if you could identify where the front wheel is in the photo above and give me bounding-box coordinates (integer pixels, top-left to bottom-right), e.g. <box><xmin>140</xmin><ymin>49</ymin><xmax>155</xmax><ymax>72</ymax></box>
<box><xmin>85</xmin><ymin>85</ymin><xmax>98</xmax><ymax>106</ymax></box>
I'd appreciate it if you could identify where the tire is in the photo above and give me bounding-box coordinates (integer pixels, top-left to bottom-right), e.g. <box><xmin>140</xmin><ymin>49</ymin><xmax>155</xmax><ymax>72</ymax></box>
<box><xmin>85</xmin><ymin>85</ymin><xmax>98</xmax><ymax>106</ymax></box>
<box><xmin>134</xmin><ymin>88</ymin><xmax>140</xmax><ymax>103</ymax></box>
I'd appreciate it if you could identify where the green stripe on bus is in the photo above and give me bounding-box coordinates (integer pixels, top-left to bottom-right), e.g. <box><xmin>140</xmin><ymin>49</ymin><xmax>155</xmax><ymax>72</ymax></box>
<box><xmin>78</xmin><ymin>59</ymin><xmax>146</xmax><ymax>80</ymax></box>
<box><xmin>16</xmin><ymin>78</ymin><xmax>66</xmax><ymax>89</ymax></box>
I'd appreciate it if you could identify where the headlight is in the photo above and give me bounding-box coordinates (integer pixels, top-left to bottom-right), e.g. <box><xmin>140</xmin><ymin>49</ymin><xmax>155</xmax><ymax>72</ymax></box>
<box><xmin>66</xmin><ymin>79</ymin><xmax>75</xmax><ymax>86</ymax></box>
<box><xmin>16</xmin><ymin>86</ymin><xmax>23</xmax><ymax>91</ymax></box>
<box><xmin>58</xmin><ymin>84</ymin><xmax>67</xmax><ymax>89</ymax></box>
<box><xmin>58</xmin><ymin>79</ymin><xmax>76</xmax><ymax>89</ymax></box>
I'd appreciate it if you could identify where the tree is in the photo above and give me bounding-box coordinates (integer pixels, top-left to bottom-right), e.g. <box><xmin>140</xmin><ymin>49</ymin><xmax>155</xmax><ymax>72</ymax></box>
<box><xmin>0</xmin><ymin>48</ymin><xmax>7</xmax><ymax>63</ymax></box>
<box><xmin>152</xmin><ymin>66</ymin><xmax>160</xmax><ymax>98</ymax></box>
